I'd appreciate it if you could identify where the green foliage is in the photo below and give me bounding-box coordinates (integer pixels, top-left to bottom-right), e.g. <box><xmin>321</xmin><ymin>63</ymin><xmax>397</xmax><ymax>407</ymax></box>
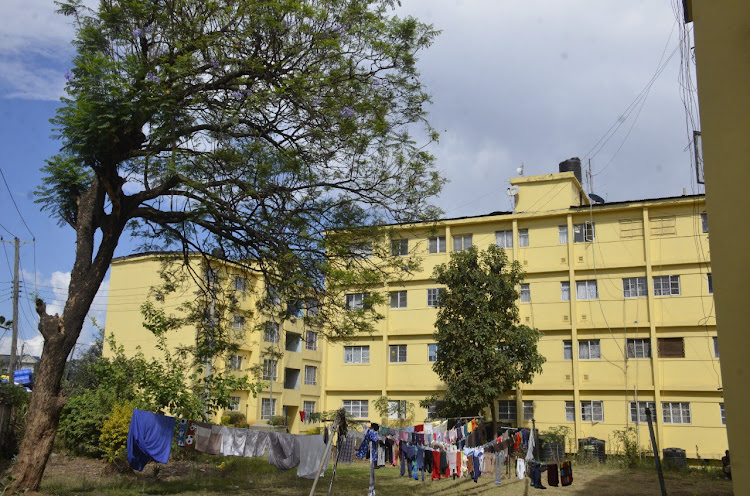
<box><xmin>268</xmin><ymin>416</ymin><xmax>287</xmax><ymax>427</ymax></box>
<box><xmin>58</xmin><ymin>389</ymin><xmax>113</xmax><ymax>457</ymax></box>
<box><xmin>426</xmin><ymin>245</ymin><xmax>545</xmax><ymax>422</ymax></box>
<box><xmin>541</xmin><ymin>425</ymin><xmax>570</xmax><ymax>447</ymax></box>
<box><xmin>221</xmin><ymin>412</ymin><xmax>247</xmax><ymax>427</ymax></box>
<box><xmin>612</xmin><ymin>427</ymin><xmax>640</xmax><ymax>468</ymax></box>
<box><xmin>99</xmin><ymin>401</ymin><xmax>134</xmax><ymax>465</ymax></box>
<box><xmin>0</xmin><ymin>384</ymin><xmax>28</xmax><ymax>407</ymax></box>
<box><xmin>374</xmin><ymin>396</ymin><xmax>415</xmax><ymax>429</ymax></box>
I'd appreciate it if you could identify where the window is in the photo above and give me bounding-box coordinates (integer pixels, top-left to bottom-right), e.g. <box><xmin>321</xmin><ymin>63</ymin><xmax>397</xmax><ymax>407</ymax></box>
<box><xmin>627</xmin><ymin>338</ymin><xmax>651</xmax><ymax>359</ymax></box>
<box><xmin>344</xmin><ymin>345</ymin><xmax>370</xmax><ymax>364</ymax></box>
<box><xmin>720</xmin><ymin>403</ymin><xmax>725</xmax><ymax>425</ymax></box>
<box><xmin>345</xmin><ymin>292</ymin><xmax>370</xmax><ymax>310</ymax></box>
<box><xmin>662</xmin><ymin>402</ymin><xmax>691</xmax><ymax>424</ymax></box>
<box><xmin>495</xmin><ymin>230</ymin><xmax>513</xmax><ymax>249</ymax></box>
<box><xmin>304</xmin><ymin>365</ymin><xmax>317</xmax><ymax>385</ymax></box>
<box><xmin>579</xmin><ymin>340</ymin><xmax>601</xmax><ymax>360</ymax></box>
<box><xmin>563</xmin><ymin>340</ymin><xmax>573</xmax><ymax>360</ymax></box>
<box><xmin>427</xmin><ymin>288</ymin><xmax>445</xmax><ymax>307</ymax></box>
<box><xmin>303</xmin><ymin>401</ymin><xmax>316</xmax><ymax>418</ymax></box>
<box><xmin>262</xmin><ymin>359</ymin><xmax>277</xmax><ymax>381</ymax></box>
<box><xmin>497</xmin><ymin>400</ymin><xmax>517</xmax><ymax>421</ymax></box>
<box><xmin>229</xmin><ymin>355</ymin><xmax>243</xmax><ymax>370</ymax></box>
<box><xmin>573</xmin><ymin>222</ymin><xmax>595</xmax><ymax>243</ymax></box>
<box><xmin>264</xmin><ymin>322</ymin><xmax>280</xmax><ymax>343</ymax></box>
<box><xmin>389</xmin><ymin>344</ymin><xmax>407</xmax><ymax>363</ymax></box>
<box><xmin>429</xmin><ymin>236</ymin><xmax>446</xmax><ymax>253</ymax></box>
<box><xmin>713</xmin><ymin>336</ymin><xmax>719</xmax><ymax>358</ymax></box>
<box><xmin>352</xmin><ymin>242</ymin><xmax>373</xmax><ymax>257</ymax></box>
<box><xmin>622</xmin><ymin>277</ymin><xmax>648</xmax><ymax>298</ymax></box>
<box><xmin>229</xmin><ymin>396</ymin><xmax>241</xmax><ymax>411</ymax></box>
<box><xmin>558</xmin><ymin>226</ymin><xmax>568</xmax><ymax>244</ymax></box>
<box><xmin>523</xmin><ymin>400</ymin><xmax>534</xmax><ymax>420</ymax></box>
<box><xmin>651</xmin><ymin>216</ymin><xmax>676</xmax><ymax>236</ymax></box>
<box><xmin>391</xmin><ymin>238</ymin><xmax>408</xmax><ymax>256</ymax></box>
<box><xmin>266</xmin><ymin>284</ymin><xmax>280</xmax><ymax>306</ymax></box>
<box><xmin>561</xmin><ymin>281</ymin><xmax>570</xmax><ymax>301</ymax></box>
<box><xmin>653</xmin><ymin>275</ymin><xmax>681</xmax><ymax>296</ymax></box>
<box><xmin>518</xmin><ymin>229</ymin><xmax>529</xmax><ymax>247</ymax></box>
<box><xmin>701</xmin><ymin>213</ymin><xmax>708</xmax><ymax>233</ymax></box>
<box><xmin>565</xmin><ymin>401</ymin><xmax>575</xmax><ymax>421</ymax></box>
<box><xmin>390</xmin><ymin>290</ymin><xmax>407</xmax><ymax>309</ymax></box>
<box><xmin>426</xmin><ymin>404</ymin><xmax>438</xmax><ymax>419</ymax></box>
<box><xmin>261</xmin><ymin>398</ymin><xmax>276</xmax><ymax>420</ymax></box>
<box><xmin>232</xmin><ymin>315</ymin><xmax>245</xmax><ymax>330</ymax></box>
<box><xmin>388</xmin><ymin>400</ymin><xmax>407</xmax><ymax>419</ymax></box>
<box><xmin>576</xmin><ymin>280</ymin><xmax>598</xmax><ymax>300</ymax></box>
<box><xmin>619</xmin><ymin>219</ymin><xmax>644</xmax><ymax>238</ymax></box>
<box><xmin>305</xmin><ymin>331</ymin><xmax>318</xmax><ymax>351</ymax></box>
<box><xmin>206</xmin><ymin>267</ymin><xmax>218</xmax><ymax>284</ymax></box>
<box><xmin>234</xmin><ymin>276</ymin><xmax>247</xmax><ymax>291</ymax></box>
<box><xmin>520</xmin><ymin>284</ymin><xmax>531</xmax><ymax>303</ymax></box>
<box><xmin>657</xmin><ymin>337</ymin><xmax>685</xmax><ymax>358</ymax></box>
<box><xmin>630</xmin><ymin>401</ymin><xmax>657</xmax><ymax>423</ymax></box>
<box><xmin>428</xmin><ymin>344</ymin><xmax>438</xmax><ymax>362</ymax></box>
<box><xmin>708</xmin><ymin>274</ymin><xmax>713</xmax><ymax>294</ymax></box>
<box><xmin>306</xmin><ymin>299</ymin><xmax>320</xmax><ymax>317</ymax></box>
<box><xmin>581</xmin><ymin>400</ymin><xmax>604</xmax><ymax>422</ymax></box>
<box><xmin>287</xmin><ymin>299</ymin><xmax>304</xmax><ymax>318</ymax></box>
<box><xmin>453</xmin><ymin>234</ymin><xmax>472</xmax><ymax>251</ymax></box>
<box><xmin>343</xmin><ymin>400</ymin><xmax>368</xmax><ymax>418</ymax></box>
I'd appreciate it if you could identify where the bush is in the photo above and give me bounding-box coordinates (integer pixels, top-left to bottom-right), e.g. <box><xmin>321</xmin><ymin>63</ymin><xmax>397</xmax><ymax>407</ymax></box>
<box><xmin>99</xmin><ymin>401</ymin><xmax>134</xmax><ymax>466</ymax></box>
<box><xmin>612</xmin><ymin>427</ymin><xmax>639</xmax><ymax>468</ymax></box>
<box><xmin>220</xmin><ymin>411</ymin><xmax>246</xmax><ymax>427</ymax></box>
<box><xmin>0</xmin><ymin>384</ymin><xmax>30</xmax><ymax>459</ymax></box>
<box><xmin>58</xmin><ymin>389</ymin><xmax>114</xmax><ymax>457</ymax></box>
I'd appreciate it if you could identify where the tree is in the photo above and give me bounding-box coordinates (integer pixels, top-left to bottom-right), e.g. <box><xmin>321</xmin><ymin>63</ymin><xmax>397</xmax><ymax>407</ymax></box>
<box><xmin>422</xmin><ymin>245</ymin><xmax>545</xmax><ymax>436</ymax></box>
<box><xmin>15</xmin><ymin>0</ymin><xmax>442</xmax><ymax>489</ymax></box>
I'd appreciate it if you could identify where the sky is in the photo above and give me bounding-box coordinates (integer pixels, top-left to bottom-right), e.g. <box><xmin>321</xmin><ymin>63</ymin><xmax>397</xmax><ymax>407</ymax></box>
<box><xmin>0</xmin><ymin>0</ymin><xmax>699</xmax><ymax>357</ymax></box>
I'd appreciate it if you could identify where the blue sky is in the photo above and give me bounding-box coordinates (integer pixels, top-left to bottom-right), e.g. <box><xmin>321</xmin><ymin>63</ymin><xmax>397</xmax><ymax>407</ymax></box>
<box><xmin>0</xmin><ymin>0</ymin><xmax>700</xmax><ymax>356</ymax></box>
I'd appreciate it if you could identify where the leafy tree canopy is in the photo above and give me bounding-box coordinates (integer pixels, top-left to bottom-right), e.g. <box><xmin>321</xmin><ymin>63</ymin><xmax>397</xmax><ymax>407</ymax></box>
<box><xmin>423</xmin><ymin>245</ymin><xmax>545</xmax><ymax>433</ymax></box>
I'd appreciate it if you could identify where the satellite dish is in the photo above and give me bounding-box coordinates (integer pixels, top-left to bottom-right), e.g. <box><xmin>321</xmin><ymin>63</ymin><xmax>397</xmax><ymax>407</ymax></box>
<box><xmin>589</xmin><ymin>193</ymin><xmax>605</xmax><ymax>204</ymax></box>
<box><xmin>507</xmin><ymin>185</ymin><xmax>520</xmax><ymax>196</ymax></box>
<box><xmin>516</xmin><ymin>163</ymin><xmax>525</xmax><ymax>176</ymax></box>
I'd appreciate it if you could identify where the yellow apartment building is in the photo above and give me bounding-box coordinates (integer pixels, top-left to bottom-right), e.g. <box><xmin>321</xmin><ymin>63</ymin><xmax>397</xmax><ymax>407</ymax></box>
<box><xmin>103</xmin><ymin>253</ymin><xmax>325</xmax><ymax>434</ymax></box>
<box><xmin>323</xmin><ymin>167</ymin><xmax>727</xmax><ymax>459</ymax></box>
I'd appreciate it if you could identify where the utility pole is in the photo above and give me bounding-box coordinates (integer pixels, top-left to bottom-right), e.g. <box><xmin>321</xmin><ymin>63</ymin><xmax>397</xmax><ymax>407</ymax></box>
<box><xmin>8</xmin><ymin>237</ymin><xmax>19</xmax><ymax>382</ymax></box>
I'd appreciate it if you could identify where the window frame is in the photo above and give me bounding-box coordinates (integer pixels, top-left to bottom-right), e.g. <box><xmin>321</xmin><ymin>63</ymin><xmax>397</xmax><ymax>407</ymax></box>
<box><xmin>701</xmin><ymin>213</ymin><xmax>709</xmax><ymax>233</ymax></box>
<box><xmin>428</xmin><ymin>344</ymin><xmax>438</xmax><ymax>362</ymax></box>
<box><xmin>389</xmin><ymin>290</ymin><xmax>407</xmax><ymax>309</ymax></box>
<box><xmin>303</xmin><ymin>401</ymin><xmax>316</xmax><ymax>417</ymax></box>
<box><xmin>344</xmin><ymin>345</ymin><xmax>370</xmax><ymax>364</ymax></box>
<box><xmin>630</xmin><ymin>401</ymin><xmax>657</xmax><ymax>423</ymax></box>
<box><xmin>229</xmin><ymin>354</ymin><xmax>243</xmax><ymax>371</ymax></box>
<box><xmin>565</xmin><ymin>401</ymin><xmax>575</xmax><ymax>421</ymax></box>
<box><xmin>713</xmin><ymin>336</ymin><xmax>720</xmax><ymax>358</ymax></box>
<box><xmin>427</xmin><ymin>288</ymin><xmax>445</xmax><ymax>307</ymax></box>
<box><xmin>653</xmin><ymin>275</ymin><xmax>681</xmax><ymax>297</ymax></box>
<box><xmin>234</xmin><ymin>276</ymin><xmax>247</xmax><ymax>292</ymax></box>
<box><xmin>619</xmin><ymin>219</ymin><xmax>644</xmax><ymax>238</ymax></box>
<box><xmin>261</xmin><ymin>398</ymin><xmax>276</xmax><ymax>420</ymax></box>
<box><xmin>626</xmin><ymin>338</ymin><xmax>651</xmax><ymax>359</ymax></box>
<box><xmin>576</xmin><ymin>280</ymin><xmax>599</xmax><ymax>300</ymax></box>
<box><xmin>495</xmin><ymin>230</ymin><xmax>513</xmax><ymax>249</ymax></box>
<box><xmin>518</xmin><ymin>228</ymin><xmax>529</xmax><ymax>247</ymax></box>
<box><xmin>389</xmin><ymin>344</ymin><xmax>407</xmax><ymax>363</ymax></box>
<box><xmin>662</xmin><ymin>402</ymin><xmax>691</xmax><ymax>424</ymax></box>
<box><xmin>264</xmin><ymin>322</ymin><xmax>280</xmax><ymax>343</ymax></box>
<box><xmin>522</xmin><ymin>400</ymin><xmax>534</xmax><ymax>421</ymax></box>
<box><xmin>232</xmin><ymin>314</ymin><xmax>245</xmax><ymax>330</ymax></box>
<box><xmin>342</xmin><ymin>399</ymin><xmax>368</xmax><ymax>419</ymax></box>
<box><xmin>262</xmin><ymin>359</ymin><xmax>277</xmax><ymax>381</ymax></box>
<box><xmin>581</xmin><ymin>400</ymin><xmax>604</xmax><ymax>422</ymax></box>
<box><xmin>563</xmin><ymin>340</ymin><xmax>573</xmax><ymax>360</ymax></box>
<box><xmin>650</xmin><ymin>215</ymin><xmax>677</xmax><ymax>237</ymax></box>
<box><xmin>429</xmin><ymin>236</ymin><xmax>446</xmax><ymax>254</ymax></box>
<box><xmin>388</xmin><ymin>400</ymin><xmax>408</xmax><ymax>419</ymax></box>
<box><xmin>305</xmin><ymin>330</ymin><xmax>318</xmax><ymax>351</ymax></box>
<box><xmin>558</xmin><ymin>225</ymin><xmax>568</xmax><ymax>245</ymax></box>
<box><xmin>497</xmin><ymin>400</ymin><xmax>517</xmax><ymax>421</ymax></box>
<box><xmin>520</xmin><ymin>283</ymin><xmax>531</xmax><ymax>303</ymax></box>
<box><xmin>229</xmin><ymin>395</ymin><xmax>241</xmax><ymax>412</ymax></box>
<box><xmin>391</xmin><ymin>238</ymin><xmax>409</xmax><ymax>257</ymax></box>
<box><xmin>708</xmin><ymin>273</ymin><xmax>713</xmax><ymax>294</ymax></box>
<box><xmin>720</xmin><ymin>403</ymin><xmax>725</xmax><ymax>425</ymax></box>
<box><xmin>453</xmin><ymin>234</ymin><xmax>473</xmax><ymax>251</ymax></box>
<box><xmin>345</xmin><ymin>292</ymin><xmax>370</xmax><ymax>310</ymax></box>
<box><xmin>573</xmin><ymin>222</ymin><xmax>595</xmax><ymax>243</ymax></box>
<box><xmin>622</xmin><ymin>277</ymin><xmax>648</xmax><ymax>298</ymax></box>
<box><xmin>561</xmin><ymin>281</ymin><xmax>571</xmax><ymax>301</ymax></box>
<box><xmin>304</xmin><ymin>365</ymin><xmax>317</xmax><ymax>385</ymax></box>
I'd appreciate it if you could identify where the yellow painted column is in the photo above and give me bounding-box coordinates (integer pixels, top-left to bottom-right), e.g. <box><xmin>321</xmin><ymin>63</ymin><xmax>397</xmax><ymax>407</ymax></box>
<box><xmin>642</xmin><ymin>207</ymin><xmax>664</xmax><ymax>450</ymax></box>
<box><xmin>567</xmin><ymin>214</ymin><xmax>582</xmax><ymax>444</ymax></box>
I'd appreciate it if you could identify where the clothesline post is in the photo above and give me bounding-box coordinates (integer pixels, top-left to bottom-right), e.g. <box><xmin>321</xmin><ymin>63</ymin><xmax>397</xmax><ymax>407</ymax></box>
<box><xmin>308</xmin><ymin>410</ymin><xmax>342</xmax><ymax>496</ymax></box>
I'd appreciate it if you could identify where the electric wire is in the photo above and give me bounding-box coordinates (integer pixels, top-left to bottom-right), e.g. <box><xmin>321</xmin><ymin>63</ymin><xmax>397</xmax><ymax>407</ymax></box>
<box><xmin>0</xmin><ymin>166</ymin><xmax>35</xmax><ymax>239</ymax></box>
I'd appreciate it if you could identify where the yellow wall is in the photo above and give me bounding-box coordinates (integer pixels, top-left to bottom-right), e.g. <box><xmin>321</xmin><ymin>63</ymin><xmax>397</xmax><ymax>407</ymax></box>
<box><xmin>323</xmin><ymin>172</ymin><xmax>727</xmax><ymax>458</ymax></box>
<box><xmin>687</xmin><ymin>0</ymin><xmax>750</xmax><ymax>490</ymax></box>
<box><xmin>104</xmin><ymin>254</ymin><xmax>324</xmax><ymax>434</ymax></box>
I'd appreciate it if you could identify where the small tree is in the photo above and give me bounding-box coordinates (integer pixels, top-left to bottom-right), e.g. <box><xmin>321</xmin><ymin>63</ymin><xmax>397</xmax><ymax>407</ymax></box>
<box><xmin>374</xmin><ymin>396</ymin><xmax>415</xmax><ymax>429</ymax></box>
<box><xmin>423</xmin><ymin>245</ymin><xmax>545</xmax><ymax>436</ymax></box>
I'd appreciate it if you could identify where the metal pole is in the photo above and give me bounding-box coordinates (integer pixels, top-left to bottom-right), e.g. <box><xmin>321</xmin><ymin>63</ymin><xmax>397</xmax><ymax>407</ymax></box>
<box><xmin>8</xmin><ymin>238</ymin><xmax>19</xmax><ymax>382</ymax></box>
<box><xmin>646</xmin><ymin>407</ymin><xmax>667</xmax><ymax>496</ymax></box>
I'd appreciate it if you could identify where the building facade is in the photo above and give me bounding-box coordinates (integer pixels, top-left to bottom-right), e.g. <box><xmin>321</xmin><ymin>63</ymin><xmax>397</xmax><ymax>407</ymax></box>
<box><xmin>323</xmin><ymin>170</ymin><xmax>726</xmax><ymax>458</ymax></box>
<box><xmin>103</xmin><ymin>254</ymin><xmax>324</xmax><ymax>434</ymax></box>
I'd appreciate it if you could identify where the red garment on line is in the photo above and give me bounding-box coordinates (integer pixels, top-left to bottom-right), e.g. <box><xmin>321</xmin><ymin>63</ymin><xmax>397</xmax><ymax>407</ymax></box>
<box><xmin>432</xmin><ymin>450</ymin><xmax>442</xmax><ymax>480</ymax></box>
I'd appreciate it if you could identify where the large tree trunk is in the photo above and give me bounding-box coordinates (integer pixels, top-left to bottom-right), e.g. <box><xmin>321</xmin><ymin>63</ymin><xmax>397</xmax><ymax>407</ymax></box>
<box><xmin>10</xmin><ymin>177</ymin><xmax>125</xmax><ymax>492</ymax></box>
<box><xmin>490</xmin><ymin>401</ymin><xmax>498</xmax><ymax>441</ymax></box>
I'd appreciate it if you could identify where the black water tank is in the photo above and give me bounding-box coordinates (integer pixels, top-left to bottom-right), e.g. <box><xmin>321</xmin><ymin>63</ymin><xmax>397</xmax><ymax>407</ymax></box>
<box><xmin>559</xmin><ymin>157</ymin><xmax>583</xmax><ymax>184</ymax></box>
<box><xmin>578</xmin><ymin>437</ymin><xmax>606</xmax><ymax>463</ymax></box>
<box><xmin>663</xmin><ymin>447</ymin><xmax>687</xmax><ymax>469</ymax></box>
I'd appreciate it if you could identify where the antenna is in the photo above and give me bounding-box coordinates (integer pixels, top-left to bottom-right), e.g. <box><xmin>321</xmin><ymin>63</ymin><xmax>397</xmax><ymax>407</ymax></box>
<box><xmin>516</xmin><ymin>162</ymin><xmax>524</xmax><ymax>176</ymax></box>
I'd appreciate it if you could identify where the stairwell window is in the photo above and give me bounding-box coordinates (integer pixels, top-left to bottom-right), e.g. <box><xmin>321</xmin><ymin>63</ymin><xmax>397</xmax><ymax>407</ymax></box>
<box><xmin>520</xmin><ymin>284</ymin><xmax>531</xmax><ymax>303</ymax></box>
<box><xmin>305</xmin><ymin>331</ymin><xmax>318</xmax><ymax>351</ymax></box>
<box><xmin>429</xmin><ymin>236</ymin><xmax>446</xmax><ymax>253</ymax></box>
<box><xmin>708</xmin><ymin>274</ymin><xmax>713</xmax><ymax>294</ymax></box>
<box><xmin>558</xmin><ymin>226</ymin><xmax>568</xmax><ymax>244</ymax></box>
<box><xmin>565</xmin><ymin>401</ymin><xmax>575</xmax><ymax>421</ymax></box>
<box><xmin>561</xmin><ymin>282</ymin><xmax>570</xmax><ymax>301</ymax></box>
<box><xmin>344</xmin><ymin>345</ymin><xmax>370</xmax><ymax>364</ymax></box>
<box><xmin>662</xmin><ymin>402</ymin><xmax>691</xmax><ymax>424</ymax></box>
<box><xmin>518</xmin><ymin>229</ymin><xmax>529</xmax><ymax>247</ymax></box>
<box><xmin>653</xmin><ymin>275</ymin><xmax>681</xmax><ymax>296</ymax></box>
<box><xmin>453</xmin><ymin>234</ymin><xmax>472</xmax><ymax>251</ymax></box>
<box><xmin>720</xmin><ymin>403</ymin><xmax>725</xmax><ymax>425</ymax></box>
<box><xmin>563</xmin><ymin>340</ymin><xmax>572</xmax><ymax>360</ymax></box>
<box><xmin>495</xmin><ymin>230</ymin><xmax>513</xmax><ymax>249</ymax></box>
<box><xmin>428</xmin><ymin>344</ymin><xmax>438</xmax><ymax>362</ymax></box>
<box><xmin>579</xmin><ymin>340</ymin><xmax>601</xmax><ymax>360</ymax></box>
<box><xmin>573</xmin><ymin>222</ymin><xmax>595</xmax><ymax>242</ymax></box>
<box><xmin>581</xmin><ymin>400</ymin><xmax>604</xmax><ymax>422</ymax></box>
<box><xmin>701</xmin><ymin>213</ymin><xmax>709</xmax><ymax>233</ymax></box>
<box><xmin>576</xmin><ymin>280</ymin><xmax>598</xmax><ymax>300</ymax></box>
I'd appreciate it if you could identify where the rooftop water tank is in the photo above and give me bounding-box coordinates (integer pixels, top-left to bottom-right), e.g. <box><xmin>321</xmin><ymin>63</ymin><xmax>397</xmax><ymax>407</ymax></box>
<box><xmin>559</xmin><ymin>157</ymin><xmax>583</xmax><ymax>184</ymax></box>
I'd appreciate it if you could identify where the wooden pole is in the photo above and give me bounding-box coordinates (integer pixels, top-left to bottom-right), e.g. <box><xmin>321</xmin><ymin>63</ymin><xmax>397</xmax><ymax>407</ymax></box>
<box><xmin>646</xmin><ymin>407</ymin><xmax>667</xmax><ymax>496</ymax></box>
<box><xmin>309</xmin><ymin>411</ymin><xmax>342</xmax><ymax>496</ymax></box>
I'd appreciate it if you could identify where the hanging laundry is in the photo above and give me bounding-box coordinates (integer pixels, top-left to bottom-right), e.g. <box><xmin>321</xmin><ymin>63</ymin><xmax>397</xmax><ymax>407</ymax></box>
<box><xmin>220</xmin><ymin>426</ymin><xmax>246</xmax><ymax>456</ymax></box>
<box><xmin>561</xmin><ymin>461</ymin><xmax>573</xmax><ymax>486</ymax></box>
<box><xmin>299</xmin><ymin>411</ymin><xmax>306</xmax><ymax>423</ymax></box>
<box><xmin>516</xmin><ymin>458</ymin><xmax>526</xmax><ymax>479</ymax></box>
<box><xmin>176</xmin><ymin>418</ymin><xmax>188</xmax><ymax>447</ymax></box>
<box><xmin>204</xmin><ymin>425</ymin><xmax>223</xmax><ymax>455</ymax></box>
<box><xmin>126</xmin><ymin>409</ymin><xmax>176</xmax><ymax>472</ymax></box>
<box><xmin>338</xmin><ymin>435</ymin><xmax>356</xmax><ymax>464</ymax></box>
<box><xmin>356</xmin><ymin>429</ymin><xmax>378</xmax><ymax>459</ymax></box>
<box><xmin>525</xmin><ymin>428</ymin><xmax>535</xmax><ymax>461</ymax></box>
<box><xmin>547</xmin><ymin>463</ymin><xmax>559</xmax><ymax>487</ymax></box>
<box><xmin>297</xmin><ymin>434</ymin><xmax>331</xmax><ymax>479</ymax></box>
<box><xmin>495</xmin><ymin>449</ymin><xmax>505</xmax><ymax>485</ymax></box>
<box><xmin>193</xmin><ymin>423</ymin><xmax>212</xmax><ymax>453</ymax></box>
<box><xmin>431</xmin><ymin>450</ymin><xmax>441</xmax><ymax>480</ymax></box>
<box><xmin>268</xmin><ymin>432</ymin><xmax>300</xmax><ymax>471</ymax></box>
<box><xmin>184</xmin><ymin>420</ymin><xmax>200</xmax><ymax>448</ymax></box>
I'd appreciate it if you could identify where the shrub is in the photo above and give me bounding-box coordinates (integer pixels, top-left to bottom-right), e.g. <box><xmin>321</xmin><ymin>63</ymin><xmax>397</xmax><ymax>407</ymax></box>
<box><xmin>99</xmin><ymin>401</ymin><xmax>134</xmax><ymax>466</ymax></box>
<box><xmin>612</xmin><ymin>427</ymin><xmax>639</xmax><ymax>468</ymax></box>
<box><xmin>220</xmin><ymin>411</ymin><xmax>246</xmax><ymax>427</ymax></box>
<box><xmin>58</xmin><ymin>389</ymin><xmax>114</xmax><ymax>457</ymax></box>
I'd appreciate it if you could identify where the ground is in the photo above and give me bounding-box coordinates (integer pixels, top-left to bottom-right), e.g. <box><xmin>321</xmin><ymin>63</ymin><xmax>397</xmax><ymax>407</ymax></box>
<box><xmin>4</xmin><ymin>453</ymin><xmax>732</xmax><ymax>496</ymax></box>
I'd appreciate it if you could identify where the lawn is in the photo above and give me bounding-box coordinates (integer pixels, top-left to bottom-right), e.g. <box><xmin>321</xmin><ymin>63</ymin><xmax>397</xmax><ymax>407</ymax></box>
<box><xmin>8</xmin><ymin>453</ymin><xmax>733</xmax><ymax>496</ymax></box>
